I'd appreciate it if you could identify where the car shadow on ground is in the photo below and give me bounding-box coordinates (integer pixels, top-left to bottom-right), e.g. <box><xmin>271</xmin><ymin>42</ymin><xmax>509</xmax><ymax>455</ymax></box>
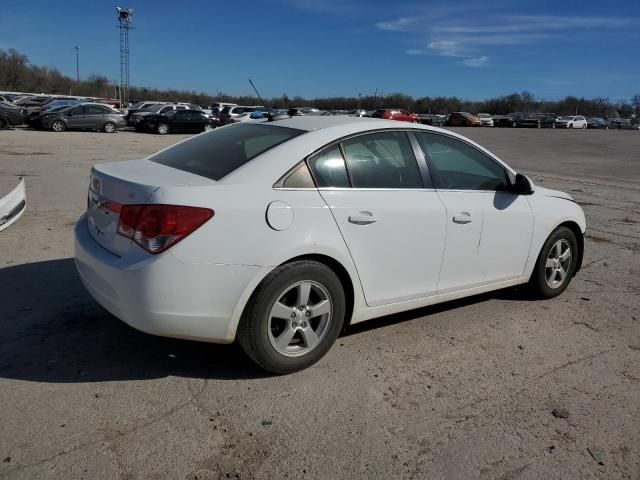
<box><xmin>0</xmin><ymin>258</ymin><xmax>535</xmax><ymax>383</ymax></box>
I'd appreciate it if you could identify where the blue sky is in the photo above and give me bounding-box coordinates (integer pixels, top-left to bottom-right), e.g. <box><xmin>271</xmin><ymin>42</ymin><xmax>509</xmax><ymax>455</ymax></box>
<box><xmin>1</xmin><ymin>0</ymin><xmax>638</xmax><ymax>101</ymax></box>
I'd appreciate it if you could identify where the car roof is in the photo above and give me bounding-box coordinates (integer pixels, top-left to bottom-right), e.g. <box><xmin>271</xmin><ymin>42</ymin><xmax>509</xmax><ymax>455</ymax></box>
<box><xmin>269</xmin><ymin>116</ymin><xmax>392</xmax><ymax>131</ymax></box>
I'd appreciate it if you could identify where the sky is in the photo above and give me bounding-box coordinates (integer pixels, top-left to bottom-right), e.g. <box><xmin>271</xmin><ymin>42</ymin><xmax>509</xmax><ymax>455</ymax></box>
<box><xmin>1</xmin><ymin>0</ymin><xmax>639</xmax><ymax>101</ymax></box>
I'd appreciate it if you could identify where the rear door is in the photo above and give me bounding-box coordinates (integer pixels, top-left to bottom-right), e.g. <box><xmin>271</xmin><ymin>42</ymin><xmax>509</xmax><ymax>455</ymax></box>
<box><xmin>311</xmin><ymin>130</ymin><xmax>447</xmax><ymax>306</ymax></box>
<box><xmin>85</xmin><ymin>105</ymin><xmax>109</xmax><ymax>129</ymax></box>
<box><xmin>415</xmin><ymin>132</ymin><xmax>533</xmax><ymax>292</ymax></box>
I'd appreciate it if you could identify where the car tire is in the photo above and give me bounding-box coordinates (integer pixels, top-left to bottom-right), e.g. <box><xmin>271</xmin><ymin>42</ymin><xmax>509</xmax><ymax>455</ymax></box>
<box><xmin>552</xmin><ymin>123</ymin><xmax>556</xmax><ymax>129</ymax></box>
<box><xmin>51</xmin><ymin>120</ymin><xmax>66</xmax><ymax>132</ymax></box>
<box><xmin>103</xmin><ymin>121</ymin><xmax>117</xmax><ymax>133</ymax></box>
<box><xmin>237</xmin><ymin>260</ymin><xmax>346</xmax><ymax>374</ymax></box>
<box><xmin>582</xmin><ymin>124</ymin><xmax>586</xmax><ymax>129</ymax></box>
<box><xmin>156</xmin><ymin>123</ymin><xmax>169</xmax><ymax>135</ymax></box>
<box><xmin>537</xmin><ymin>121</ymin><xmax>541</xmax><ymax>128</ymax></box>
<box><xmin>512</xmin><ymin>121</ymin><xmax>517</xmax><ymax>128</ymax></box>
<box><xmin>0</xmin><ymin>117</ymin><xmax>8</xmax><ymax>130</ymax></box>
<box><xmin>412</xmin><ymin>120</ymin><xmax>420</xmax><ymax>124</ymax></box>
<box><xmin>528</xmin><ymin>226</ymin><xmax>579</xmax><ymax>299</ymax></box>
<box><xmin>203</xmin><ymin>124</ymin><xmax>213</xmax><ymax>132</ymax></box>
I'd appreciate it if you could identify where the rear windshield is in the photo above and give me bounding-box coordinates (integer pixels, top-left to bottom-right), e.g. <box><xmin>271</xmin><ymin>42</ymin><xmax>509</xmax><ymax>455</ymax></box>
<box><xmin>150</xmin><ymin>123</ymin><xmax>305</xmax><ymax>181</ymax></box>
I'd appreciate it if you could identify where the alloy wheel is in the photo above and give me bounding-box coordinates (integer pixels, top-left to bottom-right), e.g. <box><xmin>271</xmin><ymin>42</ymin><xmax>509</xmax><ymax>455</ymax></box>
<box><xmin>52</xmin><ymin>121</ymin><xmax>65</xmax><ymax>132</ymax></box>
<box><xmin>545</xmin><ymin>239</ymin><xmax>572</xmax><ymax>289</ymax></box>
<box><xmin>267</xmin><ymin>280</ymin><xmax>333</xmax><ymax>357</ymax></box>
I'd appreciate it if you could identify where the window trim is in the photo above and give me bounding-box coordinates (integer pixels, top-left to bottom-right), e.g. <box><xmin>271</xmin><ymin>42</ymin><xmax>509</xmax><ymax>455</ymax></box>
<box><xmin>416</xmin><ymin>131</ymin><xmax>514</xmax><ymax>192</ymax></box>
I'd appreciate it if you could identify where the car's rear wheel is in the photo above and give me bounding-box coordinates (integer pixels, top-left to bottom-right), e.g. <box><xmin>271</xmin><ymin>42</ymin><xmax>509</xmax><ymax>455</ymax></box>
<box><xmin>529</xmin><ymin>226</ymin><xmax>579</xmax><ymax>299</ymax></box>
<box><xmin>203</xmin><ymin>124</ymin><xmax>213</xmax><ymax>132</ymax></box>
<box><xmin>51</xmin><ymin>120</ymin><xmax>66</xmax><ymax>132</ymax></box>
<box><xmin>103</xmin><ymin>121</ymin><xmax>116</xmax><ymax>133</ymax></box>
<box><xmin>156</xmin><ymin>123</ymin><xmax>169</xmax><ymax>135</ymax></box>
<box><xmin>238</xmin><ymin>260</ymin><xmax>346</xmax><ymax>374</ymax></box>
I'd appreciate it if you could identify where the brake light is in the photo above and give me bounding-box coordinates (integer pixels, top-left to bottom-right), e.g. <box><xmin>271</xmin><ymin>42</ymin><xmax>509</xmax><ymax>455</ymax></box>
<box><xmin>117</xmin><ymin>204</ymin><xmax>214</xmax><ymax>254</ymax></box>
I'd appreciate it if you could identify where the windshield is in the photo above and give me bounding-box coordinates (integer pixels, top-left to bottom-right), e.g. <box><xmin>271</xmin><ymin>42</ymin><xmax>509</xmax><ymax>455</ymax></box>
<box><xmin>150</xmin><ymin>124</ymin><xmax>305</xmax><ymax>181</ymax></box>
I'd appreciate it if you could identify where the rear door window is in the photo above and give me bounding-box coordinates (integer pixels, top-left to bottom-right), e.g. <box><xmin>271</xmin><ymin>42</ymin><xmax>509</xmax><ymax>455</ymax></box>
<box><xmin>341</xmin><ymin>131</ymin><xmax>423</xmax><ymax>188</ymax></box>
<box><xmin>150</xmin><ymin>124</ymin><xmax>305</xmax><ymax>181</ymax></box>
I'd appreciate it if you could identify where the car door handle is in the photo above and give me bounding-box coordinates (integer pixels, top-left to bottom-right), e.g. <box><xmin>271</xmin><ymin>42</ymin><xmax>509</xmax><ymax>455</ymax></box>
<box><xmin>348</xmin><ymin>212</ymin><xmax>378</xmax><ymax>225</ymax></box>
<box><xmin>453</xmin><ymin>212</ymin><xmax>473</xmax><ymax>224</ymax></box>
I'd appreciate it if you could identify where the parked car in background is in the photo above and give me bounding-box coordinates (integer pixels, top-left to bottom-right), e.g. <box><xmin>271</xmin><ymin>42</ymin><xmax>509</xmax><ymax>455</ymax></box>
<box><xmin>24</xmin><ymin>99</ymin><xmax>82</xmax><ymax>125</ymax></box>
<box><xmin>0</xmin><ymin>101</ymin><xmax>25</xmax><ymax>129</ymax></box>
<box><xmin>40</xmin><ymin>103</ymin><xmax>126</xmax><ymax>133</ymax></box>
<box><xmin>555</xmin><ymin>116</ymin><xmax>587</xmax><ymax>129</ymax></box>
<box><xmin>493</xmin><ymin>112</ymin><xmax>525</xmax><ymax>127</ymax></box>
<box><xmin>137</xmin><ymin>109</ymin><xmax>215</xmax><ymax>134</ymax></box>
<box><xmin>29</xmin><ymin>104</ymin><xmax>81</xmax><ymax>129</ymax></box>
<box><xmin>349</xmin><ymin>109</ymin><xmax>368</xmax><ymax>117</ymax></box>
<box><xmin>75</xmin><ymin>116</ymin><xmax>586</xmax><ymax>373</ymax></box>
<box><xmin>371</xmin><ymin>109</ymin><xmax>419</xmax><ymax>123</ymax></box>
<box><xmin>586</xmin><ymin>117</ymin><xmax>609</xmax><ymax>129</ymax></box>
<box><xmin>516</xmin><ymin>113</ymin><xmax>559</xmax><ymax>128</ymax></box>
<box><xmin>125</xmin><ymin>101</ymin><xmax>166</xmax><ymax>123</ymax></box>
<box><xmin>477</xmin><ymin>113</ymin><xmax>494</xmax><ymax>127</ymax></box>
<box><xmin>445</xmin><ymin>112</ymin><xmax>481</xmax><ymax>127</ymax></box>
<box><xmin>14</xmin><ymin>95</ymin><xmax>52</xmax><ymax>108</ymax></box>
<box><xmin>417</xmin><ymin>114</ymin><xmax>446</xmax><ymax>126</ymax></box>
<box><xmin>220</xmin><ymin>105</ymin><xmax>261</xmax><ymax>125</ymax></box>
<box><xmin>131</xmin><ymin>103</ymin><xmax>194</xmax><ymax>130</ymax></box>
<box><xmin>615</xmin><ymin>118</ymin><xmax>640</xmax><ymax>130</ymax></box>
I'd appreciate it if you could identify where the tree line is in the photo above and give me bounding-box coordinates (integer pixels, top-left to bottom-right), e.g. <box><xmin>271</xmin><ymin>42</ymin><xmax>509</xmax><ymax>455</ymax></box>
<box><xmin>1</xmin><ymin>48</ymin><xmax>639</xmax><ymax>117</ymax></box>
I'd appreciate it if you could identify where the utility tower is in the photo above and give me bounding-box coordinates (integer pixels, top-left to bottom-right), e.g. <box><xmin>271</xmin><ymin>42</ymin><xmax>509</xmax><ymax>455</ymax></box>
<box><xmin>116</xmin><ymin>7</ymin><xmax>133</xmax><ymax>107</ymax></box>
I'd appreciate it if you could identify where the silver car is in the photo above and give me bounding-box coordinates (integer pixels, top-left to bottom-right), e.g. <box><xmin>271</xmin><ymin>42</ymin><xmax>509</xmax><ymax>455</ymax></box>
<box><xmin>40</xmin><ymin>104</ymin><xmax>126</xmax><ymax>133</ymax></box>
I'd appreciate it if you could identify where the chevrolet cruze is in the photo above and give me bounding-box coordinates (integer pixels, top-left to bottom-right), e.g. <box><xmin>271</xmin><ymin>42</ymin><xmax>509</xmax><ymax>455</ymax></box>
<box><xmin>75</xmin><ymin>117</ymin><xmax>586</xmax><ymax>373</ymax></box>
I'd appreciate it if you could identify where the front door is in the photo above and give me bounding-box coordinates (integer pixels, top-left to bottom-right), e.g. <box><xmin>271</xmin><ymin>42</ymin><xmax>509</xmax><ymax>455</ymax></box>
<box><xmin>310</xmin><ymin>131</ymin><xmax>447</xmax><ymax>306</ymax></box>
<box><xmin>415</xmin><ymin>131</ymin><xmax>533</xmax><ymax>293</ymax></box>
<box><xmin>66</xmin><ymin>106</ymin><xmax>88</xmax><ymax>129</ymax></box>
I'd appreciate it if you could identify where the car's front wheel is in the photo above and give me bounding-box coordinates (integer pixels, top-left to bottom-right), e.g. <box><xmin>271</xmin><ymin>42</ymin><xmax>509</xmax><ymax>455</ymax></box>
<box><xmin>238</xmin><ymin>260</ymin><xmax>346</xmax><ymax>374</ymax></box>
<box><xmin>156</xmin><ymin>123</ymin><xmax>169</xmax><ymax>135</ymax></box>
<box><xmin>529</xmin><ymin>226</ymin><xmax>579</xmax><ymax>299</ymax></box>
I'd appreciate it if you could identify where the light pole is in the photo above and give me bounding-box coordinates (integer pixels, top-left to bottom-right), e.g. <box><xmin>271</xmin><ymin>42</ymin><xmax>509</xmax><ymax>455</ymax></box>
<box><xmin>74</xmin><ymin>45</ymin><xmax>80</xmax><ymax>82</ymax></box>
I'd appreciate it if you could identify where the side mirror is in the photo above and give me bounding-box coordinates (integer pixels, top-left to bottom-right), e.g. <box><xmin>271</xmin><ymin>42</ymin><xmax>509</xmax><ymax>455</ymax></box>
<box><xmin>510</xmin><ymin>173</ymin><xmax>533</xmax><ymax>195</ymax></box>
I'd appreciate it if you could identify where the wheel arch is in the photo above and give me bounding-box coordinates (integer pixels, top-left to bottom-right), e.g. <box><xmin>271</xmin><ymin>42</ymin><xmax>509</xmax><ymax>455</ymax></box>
<box><xmin>281</xmin><ymin>253</ymin><xmax>355</xmax><ymax>328</ymax></box>
<box><xmin>558</xmin><ymin>220</ymin><xmax>584</xmax><ymax>273</ymax></box>
<box><xmin>228</xmin><ymin>253</ymin><xmax>358</xmax><ymax>342</ymax></box>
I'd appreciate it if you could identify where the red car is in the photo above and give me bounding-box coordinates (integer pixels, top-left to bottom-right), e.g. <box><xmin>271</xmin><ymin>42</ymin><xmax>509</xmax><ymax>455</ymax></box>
<box><xmin>371</xmin><ymin>109</ymin><xmax>419</xmax><ymax>123</ymax></box>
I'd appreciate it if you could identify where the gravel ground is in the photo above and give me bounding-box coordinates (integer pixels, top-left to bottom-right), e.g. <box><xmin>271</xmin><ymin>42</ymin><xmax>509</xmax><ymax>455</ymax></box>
<box><xmin>0</xmin><ymin>126</ymin><xmax>638</xmax><ymax>479</ymax></box>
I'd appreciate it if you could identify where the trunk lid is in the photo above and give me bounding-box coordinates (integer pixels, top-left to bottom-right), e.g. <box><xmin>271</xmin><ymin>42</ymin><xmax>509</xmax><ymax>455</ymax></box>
<box><xmin>86</xmin><ymin>159</ymin><xmax>214</xmax><ymax>255</ymax></box>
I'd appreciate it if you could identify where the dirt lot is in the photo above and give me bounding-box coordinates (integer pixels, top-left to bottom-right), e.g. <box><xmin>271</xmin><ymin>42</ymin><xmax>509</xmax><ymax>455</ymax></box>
<box><xmin>1</xmin><ymin>126</ymin><xmax>639</xmax><ymax>479</ymax></box>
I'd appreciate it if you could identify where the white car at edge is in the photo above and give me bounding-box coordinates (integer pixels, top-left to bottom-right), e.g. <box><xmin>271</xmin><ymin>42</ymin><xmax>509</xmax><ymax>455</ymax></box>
<box><xmin>74</xmin><ymin>117</ymin><xmax>586</xmax><ymax>373</ymax></box>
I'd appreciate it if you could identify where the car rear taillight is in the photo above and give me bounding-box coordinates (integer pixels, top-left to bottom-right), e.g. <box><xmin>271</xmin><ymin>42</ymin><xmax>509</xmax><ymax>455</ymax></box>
<box><xmin>117</xmin><ymin>204</ymin><xmax>214</xmax><ymax>254</ymax></box>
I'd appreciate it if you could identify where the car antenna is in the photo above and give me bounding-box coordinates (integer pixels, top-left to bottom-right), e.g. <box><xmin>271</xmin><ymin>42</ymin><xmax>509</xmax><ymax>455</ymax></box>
<box><xmin>248</xmin><ymin>78</ymin><xmax>288</xmax><ymax>121</ymax></box>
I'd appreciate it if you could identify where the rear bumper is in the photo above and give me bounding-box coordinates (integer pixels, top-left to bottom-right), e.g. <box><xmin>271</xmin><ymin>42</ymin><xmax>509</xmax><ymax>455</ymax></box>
<box><xmin>74</xmin><ymin>215</ymin><xmax>260</xmax><ymax>343</ymax></box>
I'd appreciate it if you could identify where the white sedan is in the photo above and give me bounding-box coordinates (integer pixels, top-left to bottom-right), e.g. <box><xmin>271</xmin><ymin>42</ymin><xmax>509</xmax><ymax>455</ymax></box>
<box><xmin>75</xmin><ymin>117</ymin><xmax>586</xmax><ymax>373</ymax></box>
<box><xmin>555</xmin><ymin>116</ymin><xmax>588</xmax><ymax>129</ymax></box>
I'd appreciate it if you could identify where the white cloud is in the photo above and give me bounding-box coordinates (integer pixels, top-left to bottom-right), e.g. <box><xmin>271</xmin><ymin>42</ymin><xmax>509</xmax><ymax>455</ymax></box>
<box><xmin>427</xmin><ymin>40</ymin><xmax>464</xmax><ymax>57</ymax></box>
<box><xmin>375</xmin><ymin>17</ymin><xmax>416</xmax><ymax>32</ymax></box>
<box><xmin>463</xmin><ymin>56</ymin><xmax>489</xmax><ymax>67</ymax></box>
<box><xmin>378</xmin><ymin>10</ymin><xmax>634</xmax><ymax>67</ymax></box>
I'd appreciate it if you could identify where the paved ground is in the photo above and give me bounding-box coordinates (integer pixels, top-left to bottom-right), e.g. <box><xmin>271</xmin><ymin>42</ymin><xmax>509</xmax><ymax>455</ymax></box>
<box><xmin>0</xmin><ymin>126</ymin><xmax>639</xmax><ymax>479</ymax></box>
